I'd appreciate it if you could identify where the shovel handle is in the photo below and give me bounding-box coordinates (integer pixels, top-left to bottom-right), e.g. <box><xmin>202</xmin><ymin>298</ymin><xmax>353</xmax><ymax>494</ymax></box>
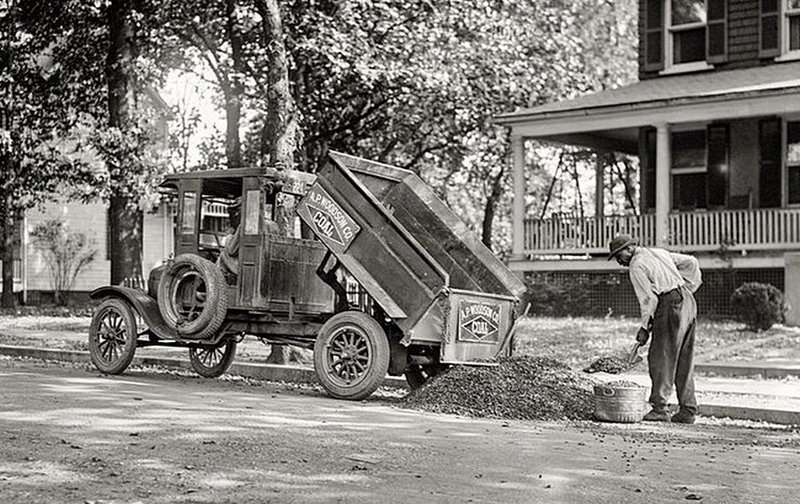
<box><xmin>627</xmin><ymin>341</ymin><xmax>642</xmax><ymax>365</ymax></box>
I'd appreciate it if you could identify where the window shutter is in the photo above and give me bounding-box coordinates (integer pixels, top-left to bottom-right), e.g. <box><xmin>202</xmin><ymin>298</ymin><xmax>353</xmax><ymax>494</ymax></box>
<box><xmin>759</xmin><ymin>118</ymin><xmax>782</xmax><ymax>208</ymax></box>
<box><xmin>707</xmin><ymin>0</ymin><xmax>727</xmax><ymax>63</ymax></box>
<box><xmin>644</xmin><ymin>0</ymin><xmax>664</xmax><ymax>71</ymax></box>
<box><xmin>707</xmin><ymin>124</ymin><xmax>729</xmax><ymax>207</ymax></box>
<box><xmin>760</xmin><ymin>0</ymin><xmax>780</xmax><ymax>58</ymax></box>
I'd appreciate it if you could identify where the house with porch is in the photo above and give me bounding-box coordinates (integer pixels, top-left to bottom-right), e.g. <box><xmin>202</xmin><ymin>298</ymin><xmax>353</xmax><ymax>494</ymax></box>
<box><xmin>496</xmin><ymin>0</ymin><xmax>800</xmax><ymax>323</ymax></box>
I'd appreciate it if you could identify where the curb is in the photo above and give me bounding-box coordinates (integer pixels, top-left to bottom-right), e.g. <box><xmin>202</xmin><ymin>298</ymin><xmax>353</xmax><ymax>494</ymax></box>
<box><xmin>1</xmin><ymin>345</ymin><xmax>798</xmax><ymax>426</ymax></box>
<box><xmin>695</xmin><ymin>363</ymin><xmax>800</xmax><ymax>379</ymax></box>
<box><xmin>698</xmin><ymin>404</ymin><xmax>800</xmax><ymax>425</ymax></box>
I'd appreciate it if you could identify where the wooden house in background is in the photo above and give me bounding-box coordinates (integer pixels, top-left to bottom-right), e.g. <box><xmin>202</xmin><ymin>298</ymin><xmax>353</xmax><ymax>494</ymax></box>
<box><xmin>496</xmin><ymin>0</ymin><xmax>800</xmax><ymax>323</ymax></box>
<box><xmin>1</xmin><ymin>87</ymin><xmax>176</xmax><ymax>304</ymax></box>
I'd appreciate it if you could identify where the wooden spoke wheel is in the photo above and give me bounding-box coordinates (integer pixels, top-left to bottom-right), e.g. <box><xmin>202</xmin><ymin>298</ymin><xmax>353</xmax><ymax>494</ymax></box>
<box><xmin>89</xmin><ymin>298</ymin><xmax>138</xmax><ymax>375</ymax></box>
<box><xmin>189</xmin><ymin>339</ymin><xmax>238</xmax><ymax>378</ymax></box>
<box><xmin>314</xmin><ymin>312</ymin><xmax>390</xmax><ymax>401</ymax></box>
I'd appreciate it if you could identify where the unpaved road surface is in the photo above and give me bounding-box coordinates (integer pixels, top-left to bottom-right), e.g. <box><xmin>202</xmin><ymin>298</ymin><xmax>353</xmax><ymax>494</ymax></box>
<box><xmin>1</xmin><ymin>358</ymin><xmax>799</xmax><ymax>504</ymax></box>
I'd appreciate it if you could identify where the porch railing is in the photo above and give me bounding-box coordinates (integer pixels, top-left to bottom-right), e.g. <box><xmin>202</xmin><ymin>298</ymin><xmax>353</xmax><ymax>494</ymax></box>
<box><xmin>523</xmin><ymin>208</ymin><xmax>800</xmax><ymax>255</ymax></box>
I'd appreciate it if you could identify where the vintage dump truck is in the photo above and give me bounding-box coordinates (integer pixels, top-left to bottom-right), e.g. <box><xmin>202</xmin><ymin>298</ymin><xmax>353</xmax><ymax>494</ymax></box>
<box><xmin>88</xmin><ymin>152</ymin><xmax>526</xmax><ymax>400</ymax></box>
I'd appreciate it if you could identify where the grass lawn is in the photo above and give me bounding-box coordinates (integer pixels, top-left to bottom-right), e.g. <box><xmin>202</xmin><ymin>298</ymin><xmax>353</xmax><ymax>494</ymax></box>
<box><xmin>514</xmin><ymin>316</ymin><xmax>800</xmax><ymax>368</ymax></box>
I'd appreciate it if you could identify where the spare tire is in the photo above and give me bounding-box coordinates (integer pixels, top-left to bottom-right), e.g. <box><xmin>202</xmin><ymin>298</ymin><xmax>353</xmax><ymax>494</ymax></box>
<box><xmin>158</xmin><ymin>253</ymin><xmax>228</xmax><ymax>340</ymax></box>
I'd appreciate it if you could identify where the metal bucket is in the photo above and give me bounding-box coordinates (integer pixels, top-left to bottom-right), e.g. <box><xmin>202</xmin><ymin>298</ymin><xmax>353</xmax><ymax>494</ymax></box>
<box><xmin>593</xmin><ymin>384</ymin><xmax>647</xmax><ymax>423</ymax></box>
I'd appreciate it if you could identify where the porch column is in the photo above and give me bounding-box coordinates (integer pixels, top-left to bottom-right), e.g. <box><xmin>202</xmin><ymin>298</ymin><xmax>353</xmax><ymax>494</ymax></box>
<box><xmin>655</xmin><ymin>123</ymin><xmax>670</xmax><ymax>247</ymax></box>
<box><xmin>595</xmin><ymin>152</ymin><xmax>605</xmax><ymax>217</ymax></box>
<box><xmin>511</xmin><ymin>134</ymin><xmax>525</xmax><ymax>259</ymax></box>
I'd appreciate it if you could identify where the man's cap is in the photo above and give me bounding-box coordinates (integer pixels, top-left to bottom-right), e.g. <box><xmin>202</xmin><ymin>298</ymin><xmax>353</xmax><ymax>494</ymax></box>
<box><xmin>608</xmin><ymin>234</ymin><xmax>638</xmax><ymax>260</ymax></box>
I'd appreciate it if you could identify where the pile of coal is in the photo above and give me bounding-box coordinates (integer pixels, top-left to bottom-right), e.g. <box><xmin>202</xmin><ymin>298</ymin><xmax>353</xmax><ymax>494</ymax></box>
<box><xmin>401</xmin><ymin>356</ymin><xmax>596</xmax><ymax>421</ymax></box>
<box><xmin>583</xmin><ymin>356</ymin><xmax>631</xmax><ymax>374</ymax></box>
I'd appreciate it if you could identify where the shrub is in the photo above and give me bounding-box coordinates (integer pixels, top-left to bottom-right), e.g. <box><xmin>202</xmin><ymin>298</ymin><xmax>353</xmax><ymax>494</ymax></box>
<box><xmin>730</xmin><ymin>282</ymin><xmax>786</xmax><ymax>331</ymax></box>
<box><xmin>31</xmin><ymin>219</ymin><xmax>97</xmax><ymax>306</ymax></box>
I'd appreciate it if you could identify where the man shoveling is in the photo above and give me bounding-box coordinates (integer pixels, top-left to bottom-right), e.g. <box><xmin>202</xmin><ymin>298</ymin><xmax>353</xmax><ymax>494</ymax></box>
<box><xmin>608</xmin><ymin>234</ymin><xmax>702</xmax><ymax>424</ymax></box>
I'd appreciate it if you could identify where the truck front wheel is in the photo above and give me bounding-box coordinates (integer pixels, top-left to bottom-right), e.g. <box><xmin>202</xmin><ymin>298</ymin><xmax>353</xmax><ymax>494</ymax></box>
<box><xmin>89</xmin><ymin>298</ymin><xmax>138</xmax><ymax>375</ymax></box>
<box><xmin>313</xmin><ymin>312</ymin><xmax>390</xmax><ymax>400</ymax></box>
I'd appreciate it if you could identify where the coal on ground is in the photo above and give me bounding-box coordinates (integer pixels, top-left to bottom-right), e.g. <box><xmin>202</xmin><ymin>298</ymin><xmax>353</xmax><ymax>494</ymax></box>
<box><xmin>583</xmin><ymin>356</ymin><xmax>632</xmax><ymax>374</ymax></box>
<box><xmin>401</xmin><ymin>356</ymin><xmax>598</xmax><ymax>421</ymax></box>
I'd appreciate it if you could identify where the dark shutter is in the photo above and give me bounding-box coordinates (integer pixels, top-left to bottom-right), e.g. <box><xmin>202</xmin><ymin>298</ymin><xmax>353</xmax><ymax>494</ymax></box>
<box><xmin>707</xmin><ymin>0</ymin><xmax>727</xmax><ymax>63</ymax></box>
<box><xmin>760</xmin><ymin>0</ymin><xmax>780</xmax><ymax>58</ymax></box>
<box><xmin>759</xmin><ymin>118</ymin><xmax>782</xmax><ymax>208</ymax></box>
<box><xmin>707</xmin><ymin>124</ymin><xmax>728</xmax><ymax>207</ymax></box>
<box><xmin>644</xmin><ymin>0</ymin><xmax>664</xmax><ymax>71</ymax></box>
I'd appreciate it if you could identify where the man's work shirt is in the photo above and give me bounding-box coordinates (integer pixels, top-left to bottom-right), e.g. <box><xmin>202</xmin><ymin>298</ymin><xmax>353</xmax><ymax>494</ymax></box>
<box><xmin>629</xmin><ymin>247</ymin><xmax>702</xmax><ymax>330</ymax></box>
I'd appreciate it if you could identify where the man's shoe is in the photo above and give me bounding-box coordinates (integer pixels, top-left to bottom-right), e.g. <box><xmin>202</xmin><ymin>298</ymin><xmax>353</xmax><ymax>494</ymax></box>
<box><xmin>642</xmin><ymin>409</ymin><xmax>670</xmax><ymax>422</ymax></box>
<box><xmin>671</xmin><ymin>410</ymin><xmax>696</xmax><ymax>424</ymax></box>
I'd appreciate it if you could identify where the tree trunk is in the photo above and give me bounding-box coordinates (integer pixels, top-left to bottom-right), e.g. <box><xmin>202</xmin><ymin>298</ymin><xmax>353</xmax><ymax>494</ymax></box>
<box><xmin>481</xmin><ymin>167</ymin><xmax>506</xmax><ymax>249</ymax></box>
<box><xmin>1</xmin><ymin>8</ymin><xmax>15</xmax><ymax>308</ymax></box>
<box><xmin>0</xmin><ymin>195</ymin><xmax>15</xmax><ymax>308</ymax></box>
<box><xmin>255</xmin><ymin>0</ymin><xmax>297</xmax><ymax>169</ymax></box>
<box><xmin>224</xmin><ymin>0</ymin><xmax>244</xmax><ymax>169</ymax></box>
<box><xmin>109</xmin><ymin>196</ymin><xmax>143</xmax><ymax>286</ymax></box>
<box><xmin>255</xmin><ymin>0</ymin><xmax>299</xmax><ymax>364</ymax></box>
<box><xmin>107</xmin><ymin>0</ymin><xmax>142</xmax><ymax>285</ymax></box>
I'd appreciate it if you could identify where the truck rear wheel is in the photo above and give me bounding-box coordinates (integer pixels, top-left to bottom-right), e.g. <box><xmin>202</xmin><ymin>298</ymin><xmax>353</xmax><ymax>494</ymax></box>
<box><xmin>314</xmin><ymin>312</ymin><xmax>390</xmax><ymax>401</ymax></box>
<box><xmin>158</xmin><ymin>254</ymin><xmax>228</xmax><ymax>340</ymax></box>
<box><xmin>89</xmin><ymin>298</ymin><xmax>138</xmax><ymax>375</ymax></box>
<box><xmin>189</xmin><ymin>338</ymin><xmax>237</xmax><ymax>378</ymax></box>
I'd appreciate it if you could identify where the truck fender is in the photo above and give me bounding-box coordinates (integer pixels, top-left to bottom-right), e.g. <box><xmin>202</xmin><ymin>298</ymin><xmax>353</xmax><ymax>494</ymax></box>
<box><xmin>89</xmin><ymin>286</ymin><xmax>180</xmax><ymax>341</ymax></box>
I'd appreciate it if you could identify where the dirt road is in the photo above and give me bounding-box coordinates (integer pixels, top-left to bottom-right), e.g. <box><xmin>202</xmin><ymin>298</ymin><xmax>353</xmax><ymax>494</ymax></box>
<box><xmin>1</xmin><ymin>357</ymin><xmax>799</xmax><ymax>504</ymax></box>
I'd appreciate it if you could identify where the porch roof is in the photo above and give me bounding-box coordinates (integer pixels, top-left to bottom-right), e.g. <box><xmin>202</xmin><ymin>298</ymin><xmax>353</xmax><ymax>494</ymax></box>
<box><xmin>495</xmin><ymin>61</ymin><xmax>800</xmax><ymax>141</ymax></box>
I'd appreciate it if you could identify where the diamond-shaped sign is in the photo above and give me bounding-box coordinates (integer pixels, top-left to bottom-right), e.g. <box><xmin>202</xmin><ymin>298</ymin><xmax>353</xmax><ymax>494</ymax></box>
<box><xmin>458</xmin><ymin>300</ymin><xmax>501</xmax><ymax>343</ymax></box>
<box><xmin>298</xmin><ymin>184</ymin><xmax>361</xmax><ymax>252</ymax></box>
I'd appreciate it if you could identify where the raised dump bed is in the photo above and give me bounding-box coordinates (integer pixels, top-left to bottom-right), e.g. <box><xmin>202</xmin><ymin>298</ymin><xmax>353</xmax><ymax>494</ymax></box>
<box><xmin>329</xmin><ymin>151</ymin><xmax>526</xmax><ymax>299</ymax></box>
<box><xmin>297</xmin><ymin>152</ymin><xmax>524</xmax><ymax>364</ymax></box>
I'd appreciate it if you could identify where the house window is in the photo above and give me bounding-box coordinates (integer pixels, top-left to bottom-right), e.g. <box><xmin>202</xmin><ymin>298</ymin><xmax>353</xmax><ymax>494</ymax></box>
<box><xmin>788</xmin><ymin>0</ymin><xmax>800</xmax><ymax>51</ymax></box>
<box><xmin>670</xmin><ymin>0</ymin><xmax>707</xmax><ymax>64</ymax></box>
<box><xmin>761</xmin><ymin>0</ymin><xmax>800</xmax><ymax>56</ymax></box>
<box><xmin>672</xmin><ymin>130</ymin><xmax>707</xmax><ymax>209</ymax></box>
<box><xmin>788</xmin><ymin>121</ymin><xmax>800</xmax><ymax>204</ymax></box>
<box><xmin>670</xmin><ymin>126</ymin><xmax>729</xmax><ymax>209</ymax></box>
<box><xmin>661</xmin><ymin>0</ymin><xmax>727</xmax><ymax>68</ymax></box>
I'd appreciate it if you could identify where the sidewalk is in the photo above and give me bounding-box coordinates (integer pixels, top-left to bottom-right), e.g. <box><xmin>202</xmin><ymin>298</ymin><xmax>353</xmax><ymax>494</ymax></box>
<box><xmin>1</xmin><ymin>323</ymin><xmax>800</xmax><ymax>425</ymax></box>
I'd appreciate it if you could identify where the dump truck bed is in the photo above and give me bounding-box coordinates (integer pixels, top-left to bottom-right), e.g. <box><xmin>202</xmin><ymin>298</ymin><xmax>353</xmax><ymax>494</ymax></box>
<box><xmin>328</xmin><ymin>151</ymin><xmax>526</xmax><ymax>298</ymax></box>
<box><xmin>297</xmin><ymin>153</ymin><xmax>523</xmax><ymax>344</ymax></box>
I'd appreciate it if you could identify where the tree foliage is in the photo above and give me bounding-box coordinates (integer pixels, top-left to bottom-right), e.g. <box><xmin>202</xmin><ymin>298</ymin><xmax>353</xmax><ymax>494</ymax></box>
<box><xmin>3</xmin><ymin>0</ymin><xmax>639</xmax><ymax>303</ymax></box>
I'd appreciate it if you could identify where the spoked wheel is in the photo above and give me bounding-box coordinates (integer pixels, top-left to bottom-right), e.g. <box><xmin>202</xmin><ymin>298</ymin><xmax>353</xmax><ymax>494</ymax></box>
<box><xmin>188</xmin><ymin>339</ymin><xmax>238</xmax><ymax>378</ymax></box>
<box><xmin>89</xmin><ymin>298</ymin><xmax>138</xmax><ymax>375</ymax></box>
<box><xmin>314</xmin><ymin>312</ymin><xmax>390</xmax><ymax>401</ymax></box>
<box><xmin>405</xmin><ymin>363</ymin><xmax>447</xmax><ymax>390</ymax></box>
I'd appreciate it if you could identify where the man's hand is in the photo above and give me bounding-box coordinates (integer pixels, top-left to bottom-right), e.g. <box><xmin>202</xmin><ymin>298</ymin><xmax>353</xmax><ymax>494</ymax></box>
<box><xmin>636</xmin><ymin>327</ymin><xmax>650</xmax><ymax>345</ymax></box>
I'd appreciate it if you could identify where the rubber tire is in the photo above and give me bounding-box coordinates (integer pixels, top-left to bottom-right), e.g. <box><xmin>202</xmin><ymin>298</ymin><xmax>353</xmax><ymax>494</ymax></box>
<box><xmin>189</xmin><ymin>339</ymin><xmax>238</xmax><ymax>378</ymax></box>
<box><xmin>313</xmin><ymin>312</ymin><xmax>390</xmax><ymax>401</ymax></box>
<box><xmin>158</xmin><ymin>253</ymin><xmax>228</xmax><ymax>340</ymax></box>
<box><xmin>89</xmin><ymin>298</ymin><xmax>138</xmax><ymax>375</ymax></box>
